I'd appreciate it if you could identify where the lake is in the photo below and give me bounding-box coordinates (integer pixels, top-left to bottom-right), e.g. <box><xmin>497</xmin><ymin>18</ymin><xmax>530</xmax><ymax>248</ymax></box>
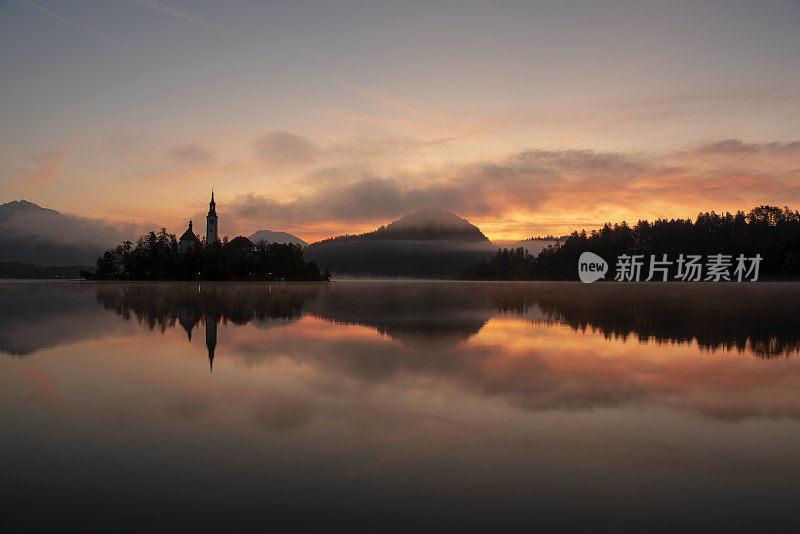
<box><xmin>2</xmin><ymin>281</ymin><xmax>800</xmax><ymax>532</ymax></box>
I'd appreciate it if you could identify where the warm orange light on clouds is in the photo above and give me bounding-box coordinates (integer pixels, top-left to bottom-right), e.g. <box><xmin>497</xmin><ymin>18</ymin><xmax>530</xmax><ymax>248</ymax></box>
<box><xmin>2</xmin><ymin>0</ymin><xmax>799</xmax><ymax>244</ymax></box>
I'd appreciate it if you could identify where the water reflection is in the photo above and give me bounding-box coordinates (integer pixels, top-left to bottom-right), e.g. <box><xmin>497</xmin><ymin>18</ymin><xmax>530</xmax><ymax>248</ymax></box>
<box><xmin>94</xmin><ymin>283</ymin><xmax>321</xmax><ymax>370</ymax></box>
<box><xmin>3</xmin><ymin>281</ymin><xmax>799</xmax><ymax>362</ymax></box>
<box><xmin>85</xmin><ymin>281</ymin><xmax>800</xmax><ymax>357</ymax></box>
<box><xmin>2</xmin><ymin>281</ymin><xmax>800</xmax><ymax>531</ymax></box>
<box><xmin>1</xmin><ymin>281</ymin><xmax>798</xmax><ymax>422</ymax></box>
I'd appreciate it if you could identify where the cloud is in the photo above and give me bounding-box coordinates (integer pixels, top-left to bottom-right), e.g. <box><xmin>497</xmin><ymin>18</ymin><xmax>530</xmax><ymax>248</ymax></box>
<box><xmin>697</xmin><ymin>139</ymin><xmax>800</xmax><ymax>155</ymax></box>
<box><xmin>219</xmin><ymin>138</ymin><xmax>800</xmax><ymax>238</ymax></box>
<box><xmin>168</xmin><ymin>143</ymin><xmax>214</xmax><ymax>164</ymax></box>
<box><xmin>2</xmin><ymin>149</ymin><xmax>91</xmax><ymax>191</ymax></box>
<box><xmin>223</xmin><ymin>148</ymin><xmax>646</xmax><ymax>228</ymax></box>
<box><xmin>332</xmin><ymin>78</ymin><xmax>446</xmax><ymax>121</ymax></box>
<box><xmin>255</xmin><ymin>131</ymin><xmax>318</xmax><ymax>165</ymax></box>
<box><xmin>227</xmin><ymin>173</ymin><xmax>492</xmax><ymax>229</ymax></box>
<box><xmin>17</xmin><ymin>0</ymin><xmax>120</xmax><ymax>44</ymax></box>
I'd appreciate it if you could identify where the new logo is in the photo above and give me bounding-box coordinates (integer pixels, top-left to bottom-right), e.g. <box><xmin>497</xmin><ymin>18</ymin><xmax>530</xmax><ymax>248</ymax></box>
<box><xmin>578</xmin><ymin>252</ymin><xmax>608</xmax><ymax>283</ymax></box>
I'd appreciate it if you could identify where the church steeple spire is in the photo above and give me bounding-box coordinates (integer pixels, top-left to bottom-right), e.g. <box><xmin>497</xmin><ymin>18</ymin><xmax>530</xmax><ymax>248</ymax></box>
<box><xmin>208</xmin><ymin>189</ymin><xmax>217</xmax><ymax>216</ymax></box>
<box><xmin>206</xmin><ymin>188</ymin><xmax>218</xmax><ymax>243</ymax></box>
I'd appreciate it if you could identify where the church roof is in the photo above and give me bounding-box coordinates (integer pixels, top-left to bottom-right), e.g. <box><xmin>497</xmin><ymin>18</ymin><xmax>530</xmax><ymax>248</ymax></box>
<box><xmin>179</xmin><ymin>221</ymin><xmax>201</xmax><ymax>243</ymax></box>
<box><xmin>227</xmin><ymin>236</ymin><xmax>255</xmax><ymax>249</ymax></box>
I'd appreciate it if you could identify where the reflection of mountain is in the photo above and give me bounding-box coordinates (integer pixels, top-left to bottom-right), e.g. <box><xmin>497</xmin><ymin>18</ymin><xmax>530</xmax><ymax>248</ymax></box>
<box><xmin>0</xmin><ymin>282</ymin><xmax>121</xmax><ymax>356</ymax></box>
<box><xmin>306</xmin><ymin>282</ymin><xmax>492</xmax><ymax>347</ymax></box>
<box><xmin>305</xmin><ymin>209</ymin><xmax>495</xmax><ymax>277</ymax></box>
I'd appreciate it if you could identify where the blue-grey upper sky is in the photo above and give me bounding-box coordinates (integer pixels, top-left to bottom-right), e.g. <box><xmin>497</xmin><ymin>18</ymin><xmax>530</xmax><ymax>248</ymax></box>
<box><xmin>1</xmin><ymin>0</ymin><xmax>799</xmax><ymax>241</ymax></box>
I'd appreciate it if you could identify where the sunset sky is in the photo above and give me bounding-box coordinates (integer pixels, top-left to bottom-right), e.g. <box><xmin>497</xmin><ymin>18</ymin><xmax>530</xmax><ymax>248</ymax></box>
<box><xmin>1</xmin><ymin>0</ymin><xmax>799</xmax><ymax>243</ymax></box>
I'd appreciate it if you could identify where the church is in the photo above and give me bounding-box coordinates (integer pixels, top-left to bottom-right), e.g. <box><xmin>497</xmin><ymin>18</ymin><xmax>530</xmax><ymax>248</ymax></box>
<box><xmin>178</xmin><ymin>190</ymin><xmax>255</xmax><ymax>254</ymax></box>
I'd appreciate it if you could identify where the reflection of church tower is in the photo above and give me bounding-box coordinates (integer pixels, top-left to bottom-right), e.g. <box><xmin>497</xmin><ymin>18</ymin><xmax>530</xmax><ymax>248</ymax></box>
<box><xmin>205</xmin><ymin>314</ymin><xmax>218</xmax><ymax>372</ymax></box>
<box><xmin>206</xmin><ymin>189</ymin><xmax>218</xmax><ymax>244</ymax></box>
<box><xmin>178</xmin><ymin>307</ymin><xmax>201</xmax><ymax>340</ymax></box>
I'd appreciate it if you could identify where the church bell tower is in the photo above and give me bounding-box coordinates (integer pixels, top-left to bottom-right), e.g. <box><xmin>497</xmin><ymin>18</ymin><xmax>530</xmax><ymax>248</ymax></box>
<box><xmin>206</xmin><ymin>189</ymin><xmax>219</xmax><ymax>244</ymax></box>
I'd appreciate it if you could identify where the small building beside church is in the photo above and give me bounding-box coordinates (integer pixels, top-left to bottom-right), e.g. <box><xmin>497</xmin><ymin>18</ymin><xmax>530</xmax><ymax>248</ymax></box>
<box><xmin>178</xmin><ymin>221</ymin><xmax>202</xmax><ymax>255</ymax></box>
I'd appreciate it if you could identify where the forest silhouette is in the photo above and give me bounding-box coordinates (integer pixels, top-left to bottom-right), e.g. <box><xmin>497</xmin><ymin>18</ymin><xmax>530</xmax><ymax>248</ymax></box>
<box><xmin>464</xmin><ymin>205</ymin><xmax>800</xmax><ymax>280</ymax></box>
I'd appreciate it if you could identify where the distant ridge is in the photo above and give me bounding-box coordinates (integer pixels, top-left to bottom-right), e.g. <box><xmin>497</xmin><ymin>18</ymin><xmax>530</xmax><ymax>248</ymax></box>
<box><xmin>249</xmin><ymin>229</ymin><xmax>308</xmax><ymax>247</ymax></box>
<box><xmin>313</xmin><ymin>208</ymin><xmax>490</xmax><ymax>245</ymax></box>
<box><xmin>0</xmin><ymin>199</ymin><xmax>59</xmax><ymax>222</ymax></box>
<box><xmin>305</xmin><ymin>209</ymin><xmax>495</xmax><ymax>277</ymax></box>
<box><xmin>0</xmin><ymin>199</ymin><xmax>119</xmax><ymax>266</ymax></box>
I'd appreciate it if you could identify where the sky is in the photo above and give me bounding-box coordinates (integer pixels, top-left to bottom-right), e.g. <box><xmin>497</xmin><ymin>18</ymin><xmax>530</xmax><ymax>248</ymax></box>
<box><xmin>1</xmin><ymin>0</ymin><xmax>799</xmax><ymax>243</ymax></box>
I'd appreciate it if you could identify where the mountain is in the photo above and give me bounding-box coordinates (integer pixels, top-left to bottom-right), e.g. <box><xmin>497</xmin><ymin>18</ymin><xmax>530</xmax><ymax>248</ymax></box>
<box><xmin>0</xmin><ymin>199</ymin><xmax>64</xmax><ymax>226</ymax></box>
<box><xmin>379</xmin><ymin>208</ymin><xmax>490</xmax><ymax>241</ymax></box>
<box><xmin>0</xmin><ymin>200</ymin><xmax>123</xmax><ymax>266</ymax></box>
<box><xmin>305</xmin><ymin>209</ymin><xmax>495</xmax><ymax>277</ymax></box>
<box><xmin>248</xmin><ymin>229</ymin><xmax>308</xmax><ymax>247</ymax></box>
<box><xmin>314</xmin><ymin>208</ymin><xmax>490</xmax><ymax>244</ymax></box>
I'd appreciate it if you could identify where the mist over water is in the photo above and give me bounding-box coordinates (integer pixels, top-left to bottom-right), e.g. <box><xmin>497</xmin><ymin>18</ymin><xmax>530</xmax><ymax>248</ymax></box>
<box><xmin>2</xmin><ymin>281</ymin><xmax>800</xmax><ymax>531</ymax></box>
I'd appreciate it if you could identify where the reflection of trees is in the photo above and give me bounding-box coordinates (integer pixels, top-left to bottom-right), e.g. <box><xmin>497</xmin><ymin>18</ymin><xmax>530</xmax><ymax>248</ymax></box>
<box><xmin>5</xmin><ymin>281</ymin><xmax>799</xmax><ymax>362</ymax></box>
<box><xmin>96</xmin><ymin>282</ymin><xmax>322</xmax><ymax>333</ymax></box>
<box><xmin>95</xmin><ymin>283</ymin><xmax>324</xmax><ymax>369</ymax></box>
<box><xmin>487</xmin><ymin>283</ymin><xmax>800</xmax><ymax>357</ymax></box>
<box><xmin>94</xmin><ymin>282</ymin><xmax>492</xmax><ymax>348</ymax></box>
<box><xmin>92</xmin><ymin>281</ymin><xmax>800</xmax><ymax>357</ymax></box>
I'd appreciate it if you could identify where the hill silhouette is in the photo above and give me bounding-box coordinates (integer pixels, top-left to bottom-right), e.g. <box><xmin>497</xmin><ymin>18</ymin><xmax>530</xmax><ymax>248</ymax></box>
<box><xmin>249</xmin><ymin>229</ymin><xmax>308</xmax><ymax>247</ymax></box>
<box><xmin>0</xmin><ymin>200</ymin><xmax>123</xmax><ymax>265</ymax></box>
<box><xmin>305</xmin><ymin>209</ymin><xmax>495</xmax><ymax>277</ymax></box>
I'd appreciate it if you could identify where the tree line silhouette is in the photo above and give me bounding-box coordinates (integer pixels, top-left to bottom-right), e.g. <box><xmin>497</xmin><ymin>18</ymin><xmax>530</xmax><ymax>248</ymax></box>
<box><xmin>0</xmin><ymin>261</ymin><xmax>85</xmax><ymax>279</ymax></box>
<box><xmin>90</xmin><ymin>229</ymin><xmax>329</xmax><ymax>281</ymax></box>
<box><xmin>463</xmin><ymin>205</ymin><xmax>800</xmax><ymax>280</ymax></box>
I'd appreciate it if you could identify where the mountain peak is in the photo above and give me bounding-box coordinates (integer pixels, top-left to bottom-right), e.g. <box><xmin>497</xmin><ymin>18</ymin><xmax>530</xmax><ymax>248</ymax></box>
<box><xmin>248</xmin><ymin>229</ymin><xmax>308</xmax><ymax>247</ymax></box>
<box><xmin>382</xmin><ymin>209</ymin><xmax>490</xmax><ymax>242</ymax></box>
<box><xmin>3</xmin><ymin>199</ymin><xmax>46</xmax><ymax>210</ymax></box>
<box><xmin>387</xmin><ymin>208</ymin><xmax>472</xmax><ymax>230</ymax></box>
<box><xmin>0</xmin><ymin>199</ymin><xmax>62</xmax><ymax>224</ymax></box>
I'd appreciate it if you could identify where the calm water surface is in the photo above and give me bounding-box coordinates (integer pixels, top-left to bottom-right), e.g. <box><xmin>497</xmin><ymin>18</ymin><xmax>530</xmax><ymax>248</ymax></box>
<box><xmin>2</xmin><ymin>281</ymin><xmax>800</xmax><ymax>532</ymax></box>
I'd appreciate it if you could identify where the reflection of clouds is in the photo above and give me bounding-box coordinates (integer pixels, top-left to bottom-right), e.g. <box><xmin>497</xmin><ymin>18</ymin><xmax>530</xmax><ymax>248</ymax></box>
<box><xmin>253</xmin><ymin>398</ymin><xmax>318</xmax><ymax>431</ymax></box>
<box><xmin>227</xmin><ymin>318</ymin><xmax>651</xmax><ymax>411</ymax></box>
<box><xmin>222</xmin><ymin>315</ymin><xmax>800</xmax><ymax>424</ymax></box>
<box><xmin>165</xmin><ymin>395</ymin><xmax>212</xmax><ymax>422</ymax></box>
